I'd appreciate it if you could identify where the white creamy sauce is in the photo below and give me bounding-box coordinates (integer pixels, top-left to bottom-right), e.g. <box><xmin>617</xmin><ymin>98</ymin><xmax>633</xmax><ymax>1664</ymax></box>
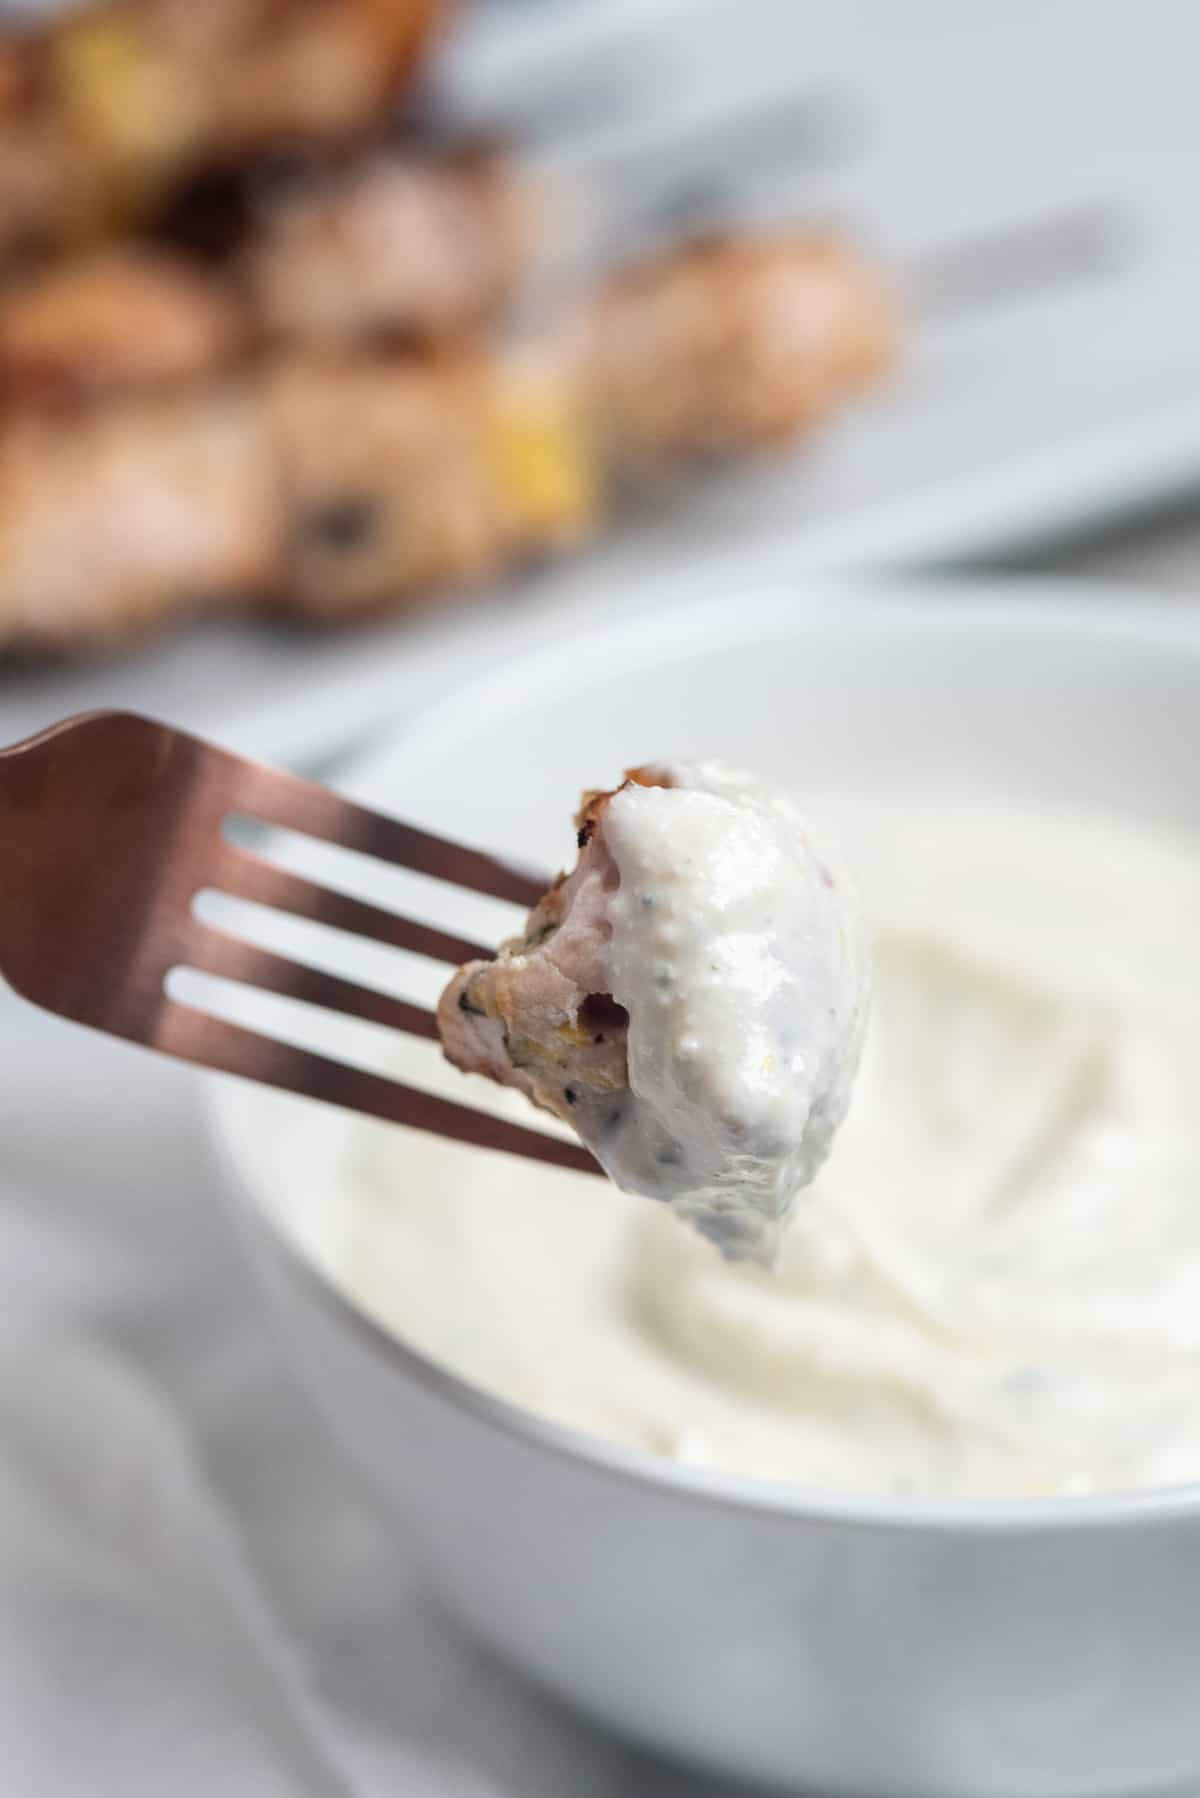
<box><xmin>322</xmin><ymin>799</ymin><xmax>1200</xmax><ymax>1498</ymax></box>
<box><xmin>598</xmin><ymin>762</ymin><xmax>868</xmax><ymax>1258</ymax></box>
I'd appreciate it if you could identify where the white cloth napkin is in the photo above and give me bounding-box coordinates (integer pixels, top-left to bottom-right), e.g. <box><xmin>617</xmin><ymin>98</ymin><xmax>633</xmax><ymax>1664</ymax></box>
<box><xmin>0</xmin><ymin>1000</ymin><xmax>749</xmax><ymax>1797</ymax></box>
<box><xmin>0</xmin><ymin>1335</ymin><xmax>350</xmax><ymax>1798</ymax></box>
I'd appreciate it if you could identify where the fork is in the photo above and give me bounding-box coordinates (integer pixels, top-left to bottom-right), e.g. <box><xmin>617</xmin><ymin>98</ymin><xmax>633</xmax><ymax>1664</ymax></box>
<box><xmin>0</xmin><ymin>710</ymin><xmax>600</xmax><ymax>1177</ymax></box>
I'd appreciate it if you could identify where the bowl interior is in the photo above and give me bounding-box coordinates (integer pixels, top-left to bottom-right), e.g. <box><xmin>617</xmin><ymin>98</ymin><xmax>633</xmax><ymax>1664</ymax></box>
<box><xmin>208</xmin><ymin>577</ymin><xmax>1200</xmax><ymax>1500</ymax></box>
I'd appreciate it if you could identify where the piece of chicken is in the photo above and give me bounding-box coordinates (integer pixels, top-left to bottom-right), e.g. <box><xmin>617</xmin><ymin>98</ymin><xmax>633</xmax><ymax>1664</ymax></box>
<box><xmin>582</xmin><ymin>229</ymin><xmax>896</xmax><ymax>461</ymax></box>
<box><xmin>439</xmin><ymin>763</ymin><xmax>869</xmax><ymax>1260</ymax></box>
<box><xmin>245</xmin><ymin>139</ymin><xmax>533</xmax><ymax>348</ymax></box>
<box><xmin>0</xmin><ymin>37</ymin><xmax>112</xmax><ymax>262</ymax></box>
<box><xmin>265</xmin><ymin>347</ymin><xmax>595</xmax><ymax>620</ymax></box>
<box><xmin>439</xmin><ymin>780</ymin><xmax>632</xmax><ymax>1136</ymax></box>
<box><xmin>266</xmin><ymin>352</ymin><xmax>513</xmax><ymax>619</ymax></box>
<box><xmin>0</xmin><ymin>382</ymin><xmax>277</xmax><ymax>649</ymax></box>
<box><xmin>0</xmin><ymin>248</ymin><xmax>246</xmax><ymax>408</ymax></box>
<box><xmin>0</xmin><ymin>0</ymin><xmax>448</xmax><ymax>262</ymax></box>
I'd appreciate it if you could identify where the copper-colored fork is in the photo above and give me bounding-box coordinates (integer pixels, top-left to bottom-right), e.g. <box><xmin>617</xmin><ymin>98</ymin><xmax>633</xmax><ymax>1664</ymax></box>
<box><xmin>0</xmin><ymin>711</ymin><xmax>600</xmax><ymax>1176</ymax></box>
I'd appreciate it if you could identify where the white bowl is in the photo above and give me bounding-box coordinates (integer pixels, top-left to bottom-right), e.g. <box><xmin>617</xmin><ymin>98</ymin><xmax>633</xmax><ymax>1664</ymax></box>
<box><xmin>210</xmin><ymin>579</ymin><xmax>1200</xmax><ymax>1798</ymax></box>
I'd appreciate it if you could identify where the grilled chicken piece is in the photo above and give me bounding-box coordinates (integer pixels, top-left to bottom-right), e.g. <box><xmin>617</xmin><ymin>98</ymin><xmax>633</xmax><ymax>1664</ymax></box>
<box><xmin>583</xmin><ymin>229</ymin><xmax>896</xmax><ymax>460</ymax></box>
<box><xmin>439</xmin><ymin>780</ymin><xmax>634</xmax><ymax>1143</ymax></box>
<box><xmin>0</xmin><ymin>249</ymin><xmax>246</xmax><ymax>407</ymax></box>
<box><xmin>266</xmin><ymin>348</ymin><xmax>595</xmax><ymax>619</ymax></box>
<box><xmin>0</xmin><ymin>39</ymin><xmax>109</xmax><ymax>261</ymax></box>
<box><xmin>246</xmin><ymin>140</ymin><xmax>532</xmax><ymax>348</ymax></box>
<box><xmin>267</xmin><ymin>353</ymin><xmax>513</xmax><ymax>620</ymax></box>
<box><xmin>0</xmin><ymin>383</ymin><xmax>277</xmax><ymax>649</ymax></box>
<box><xmin>0</xmin><ymin>0</ymin><xmax>447</xmax><ymax>261</ymax></box>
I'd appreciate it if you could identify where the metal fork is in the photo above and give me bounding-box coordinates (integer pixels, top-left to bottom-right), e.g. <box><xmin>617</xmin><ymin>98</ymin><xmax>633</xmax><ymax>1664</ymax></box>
<box><xmin>0</xmin><ymin>710</ymin><xmax>600</xmax><ymax>1177</ymax></box>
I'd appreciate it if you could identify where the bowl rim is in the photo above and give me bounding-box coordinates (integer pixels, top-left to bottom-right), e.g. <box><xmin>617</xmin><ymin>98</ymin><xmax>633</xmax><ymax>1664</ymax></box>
<box><xmin>210</xmin><ymin>573</ymin><xmax>1200</xmax><ymax>1539</ymax></box>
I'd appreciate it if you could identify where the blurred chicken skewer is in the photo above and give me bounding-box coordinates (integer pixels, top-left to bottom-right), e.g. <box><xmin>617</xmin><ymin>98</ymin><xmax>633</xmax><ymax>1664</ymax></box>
<box><xmin>0</xmin><ymin>26</ymin><xmax>1123</xmax><ymax>659</ymax></box>
<box><xmin>0</xmin><ymin>225</ymin><xmax>891</xmax><ymax>650</ymax></box>
<box><xmin>0</xmin><ymin>139</ymin><xmax>535</xmax><ymax>405</ymax></box>
<box><xmin>0</xmin><ymin>103</ymin><xmax>1114</xmax><ymax>422</ymax></box>
<box><xmin>0</xmin><ymin>188</ymin><xmax>1126</xmax><ymax>653</ymax></box>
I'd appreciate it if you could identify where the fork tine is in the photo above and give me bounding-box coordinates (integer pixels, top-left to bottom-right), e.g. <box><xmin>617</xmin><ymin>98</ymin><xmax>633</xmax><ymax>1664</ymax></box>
<box><xmin>212</xmin><ymin>846</ymin><xmax>494</xmax><ymax>966</ymax></box>
<box><xmin>190</xmin><ymin>925</ymin><xmax>442</xmax><ymax>1042</ymax></box>
<box><xmin>157</xmin><ymin>1000</ymin><xmax>602</xmax><ymax>1175</ymax></box>
<box><xmin>226</xmin><ymin>757</ymin><xmax>548</xmax><ymax>909</ymax></box>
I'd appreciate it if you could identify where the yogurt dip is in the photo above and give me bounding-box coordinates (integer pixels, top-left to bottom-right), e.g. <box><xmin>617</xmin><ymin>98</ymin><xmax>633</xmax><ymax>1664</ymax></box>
<box><xmin>326</xmin><ymin>797</ymin><xmax>1200</xmax><ymax>1499</ymax></box>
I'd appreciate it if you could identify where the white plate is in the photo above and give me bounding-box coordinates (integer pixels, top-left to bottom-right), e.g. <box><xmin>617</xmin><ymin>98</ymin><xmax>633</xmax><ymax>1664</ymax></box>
<box><xmin>449</xmin><ymin>0</ymin><xmax>1200</xmax><ymax>558</ymax></box>
<box><xmin>5</xmin><ymin>0</ymin><xmax>1200</xmax><ymax>767</ymax></box>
